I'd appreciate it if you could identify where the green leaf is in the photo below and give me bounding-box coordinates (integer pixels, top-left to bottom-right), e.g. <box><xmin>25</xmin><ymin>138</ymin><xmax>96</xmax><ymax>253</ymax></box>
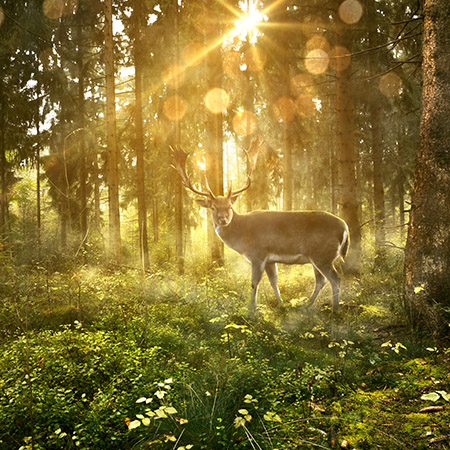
<box><xmin>164</xmin><ymin>406</ymin><xmax>178</xmax><ymax>415</ymax></box>
<box><xmin>421</xmin><ymin>392</ymin><xmax>440</xmax><ymax>402</ymax></box>
<box><xmin>142</xmin><ymin>417</ymin><xmax>151</xmax><ymax>426</ymax></box>
<box><xmin>436</xmin><ymin>391</ymin><xmax>450</xmax><ymax>402</ymax></box>
<box><xmin>136</xmin><ymin>397</ymin><xmax>147</xmax><ymax>403</ymax></box>
<box><xmin>238</xmin><ymin>409</ymin><xmax>249</xmax><ymax>415</ymax></box>
<box><xmin>128</xmin><ymin>420</ymin><xmax>141</xmax><ymax>430</ymax></box>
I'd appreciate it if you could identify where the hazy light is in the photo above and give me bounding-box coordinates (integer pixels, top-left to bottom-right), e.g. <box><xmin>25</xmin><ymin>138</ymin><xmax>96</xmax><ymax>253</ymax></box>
<box><xmin>295</xmin><ymin>94</ymin><xmax>316</xmax><ymax>118</ymax></box>
<box><xmin>306</xmin><ymin>36</ymin><xmax>330</xmax><ymax>53</ymax></box>
<box><xmin>162</xmin><ymin>65</ymin><xmax>185</xmax><ymax>90</ymax></box>
<box><xmin>379</xmin><ymin>72</ymin><xmax>403</xmax><ymax>97</ymax></box>
<box><xmin>163</xmin><ymin>95</ymin><xmax>186</xmax><ymax>121</ymax></box>
<box><xmin>329</xmin><ymin>46</ymin><xmax>351</xmax><ymax>72</ymax></box>
<box><xmin>305</xmin><ymin>49</ymin><xmax>329</xmax><ymax>75</ymax></box>
<box><xmin>232</xmin><ymin>1</ymin><xmax>263</xmax><ymax>43</ymax></box>
<box><xmin>205</xmin><ymin>88</ymin><xmax>230</xmax><ymax>114</ymax></box>
<box><xmin>290</xmin><ymin>73</ymin><xmax>314</xmax><ymax>97</ymax></box>
<box><xmin>43</xmin><ymin>0</ymin><xmax>78</xmax><ymax>19</ymax></box>
<box><xmin>273</xmin><ymin>97</ymin><xmax>296</xmax><ymax>123</ymax></box>
<box><xmin>232</xmin><ymin>110</ymin><xmax>258</xmax><ymax>136</ymax></box>
<box><xmin>223</xmin><ymin>51</ymin><xmax>242</xmax><ymax>78</ymax></box>
<box><xmin>182</xmin><ymin>43</ymin><xmax>205</xmax><ymax>67</ymax></box>
<box><xmin>339</xmin><ymin>0</ymin><xmax>363</xmax><ymax>24</ymax></box>
<box><xmin>243</xmin><ymin>46</ymin><xmax>266</xmax><ymax>72</ymax></box>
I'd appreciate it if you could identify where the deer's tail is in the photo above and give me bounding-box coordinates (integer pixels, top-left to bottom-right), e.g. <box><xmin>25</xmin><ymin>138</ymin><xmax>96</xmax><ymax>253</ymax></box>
<box><xmin>339</xmin><ymin>228</ymin><xmax>350</xmax><ymax>260</ymax></box>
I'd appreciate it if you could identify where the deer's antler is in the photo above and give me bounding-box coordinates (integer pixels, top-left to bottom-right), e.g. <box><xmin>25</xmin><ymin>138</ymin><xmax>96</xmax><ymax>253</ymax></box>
<box><xmin>171</xmin><ymin>145</ymin><xmax>213</xmax><ymax>198</ymax></box>
<box><xmin>229</xmin><ymin>136</ymin><xmax>264</xmax><ymax>197</ymax></box>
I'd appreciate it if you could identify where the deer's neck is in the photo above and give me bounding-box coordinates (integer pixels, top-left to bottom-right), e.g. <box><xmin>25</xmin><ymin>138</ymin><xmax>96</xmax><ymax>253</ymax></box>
<box><xmin>214</xmin><ymin>209</ymin><xmax>242</xmax><ymax>245</ymax></box>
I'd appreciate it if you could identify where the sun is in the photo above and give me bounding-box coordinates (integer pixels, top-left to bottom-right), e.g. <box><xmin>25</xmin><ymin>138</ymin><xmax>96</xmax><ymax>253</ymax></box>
<box><xmin>231</xmin><ymin>1</ymin><xmax>264</xmax><ymax>43</ymax></box>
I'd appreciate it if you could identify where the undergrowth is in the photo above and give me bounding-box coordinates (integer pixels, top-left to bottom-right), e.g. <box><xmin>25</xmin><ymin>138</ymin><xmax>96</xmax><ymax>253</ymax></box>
<box><xmin>0</xmin><ymin>260</ymin><xmax>449</xmax><ymax>450</ymax></box>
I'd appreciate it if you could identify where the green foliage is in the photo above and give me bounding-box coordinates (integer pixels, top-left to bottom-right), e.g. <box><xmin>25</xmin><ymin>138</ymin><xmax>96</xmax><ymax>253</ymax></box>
<box><xmin>0</xmin><ymin>263</ymin><xmax>449</xmax><ymax>449</ymax></box>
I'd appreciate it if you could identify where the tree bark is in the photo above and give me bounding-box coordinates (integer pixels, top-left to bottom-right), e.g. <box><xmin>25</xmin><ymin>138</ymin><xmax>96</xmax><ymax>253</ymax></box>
<box><xmin>133</xmin><ymin>0</ymin><xmax>150</xmax><ymax>269</ymax></box>
<box><xmin>104</xmin><ymin>0</ymin><xmax>122</xmax><ymax>262</ymax></box>
<box><xmin>204</xmin><ymin>0</ymin><xmax>224</xmax><ymax>266</ymax></box>
<box><xmin>367</xmin><ymin>0</ymin><xmax>386</xmax><ymax>267</ymax></box>
<box><xmin>335</xmin><ymin>8</ymin><xmax>361</xmax><ymax>271</ymax></box>
<box><xmin>403</xmin><ymin>0</ymin><xmax>450</xmax><ymax>335</ymax></box>
<box><xmin>76</xmin><ymin>11</ymin><xmax>88</xmax><ymax>255</ymax></box>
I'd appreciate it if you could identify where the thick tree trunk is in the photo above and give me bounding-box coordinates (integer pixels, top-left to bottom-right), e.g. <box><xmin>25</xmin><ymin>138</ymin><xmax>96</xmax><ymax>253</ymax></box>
<box><xmin>335</xmin><ymin>10</ymin><xmax>361</xmax><ymax>271</ymax></box>
<box><xmin>204</xmin><ymin>0</ymin><xmax>224</xmax><ymax>266</ymax></box>
<box><xmin>104</xmin><ymin>0</ymin><xmax>122</xmax><ymax>261</ymax></box>
<box><xmin>76</xmin><ymin>13</ymin><xmax>88</xmax><ymax>255</ymax></box>
<box><xmin>367</xmin><ymin>0</ymin><xmax>386</xmax><ymax>267</ymax></box>
<box><xmin>404</xmin><ymin>0</ymin><xmax>450</xmax><ymax>335</ymax></box>
<box><xmin>133</xmin><ymin>0</ymin><xmax>150</xmax><ymax>269</ymax></box>
<box><xmin>174</xmin><ymin>0</ymin><xmax>184</xmax><ymax>274</ymax></box>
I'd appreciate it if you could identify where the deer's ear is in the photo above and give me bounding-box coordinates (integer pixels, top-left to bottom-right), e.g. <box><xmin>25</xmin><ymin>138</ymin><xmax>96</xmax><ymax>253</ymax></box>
<box><xmin>231</xmin><ymin>194</ymin><xmax>240</xmax><ymax>205</ymax></box>
<box><xmin>196</xmin><ymin>198</ymin><xmax>212</xmax><ymax>208</ymax></box>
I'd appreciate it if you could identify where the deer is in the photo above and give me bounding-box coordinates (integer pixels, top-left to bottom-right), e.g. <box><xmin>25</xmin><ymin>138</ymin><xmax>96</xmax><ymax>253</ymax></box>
<box><xmin>173</xmin><ymin>136</ymin><xmax>349</xmax><ymax>313</ymax></box>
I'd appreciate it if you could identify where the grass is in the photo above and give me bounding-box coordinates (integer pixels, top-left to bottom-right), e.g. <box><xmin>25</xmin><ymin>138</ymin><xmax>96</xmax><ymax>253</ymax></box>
<box><xmin>0</xmin><ymin>259</ymin><xmax>449</xmax><ymax>450</ymax></box>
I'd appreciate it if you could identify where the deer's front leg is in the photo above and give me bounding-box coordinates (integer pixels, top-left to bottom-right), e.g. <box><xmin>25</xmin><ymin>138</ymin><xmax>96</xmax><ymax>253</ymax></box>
<box><xmin>250</xmin><ymin>260</ymin><xmax>265</xmax><ymax>310</ymax></box>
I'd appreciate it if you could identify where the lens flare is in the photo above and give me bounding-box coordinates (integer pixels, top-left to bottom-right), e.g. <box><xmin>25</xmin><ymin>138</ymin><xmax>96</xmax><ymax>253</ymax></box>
<box><xmin>232</xmin><ymin>110</ymin><xmax>257</xmax><ymax>136</ymax></box>
<box><xmin>305</xmin><ymin>49</ymin><xmax>329</xmax><ymax>75</ymax></box>
<box><xmin>338</xmin><ymin>0</ymin><xmax>363</xmax><ymax>25</ymax></box>
<box><xmin>379</xmin><ymin>72</ymin><xmax>403</xmax><ymax>97</ymax></box>
<box><xmin>163</xmin><ymin>95</ymin><xmax>187</xmax><ymax>121</ymax></box>
<box><xmin>43</xmin><ymin>0</ymin><xmax>78</xmax><ymax>19</ymax></box>
<box><xmin>290</xmin><ymin>73</ymin><xmax>314</xmax><ymax>97</ymax></box>
<box><xmin>306</xmin><ymin>36</ymin><xmax>330</xmax><ymax>53</ymax></box>
<box><xmin>295</xmin><ymin>94</ymin><xmax>316</xmax><ymax>118</ymax></box>
<box><xmin>205</xmin><ymin>88</ymin><xmax>230</xmax><ymax>114</ymax></box>
<box><xmin>329</xmin><ymin>46</ymin><xmax>351</xmax><ymax>72</ymax></box>
<box><xmin>273</xmin><ymin>97</ymin><xmax>296</xmax><ymax>123</ymax></box>
<box><xmin>162</xmin><ymin>65</ymin><xmax>185</xmax><ymax>90</ymax></box>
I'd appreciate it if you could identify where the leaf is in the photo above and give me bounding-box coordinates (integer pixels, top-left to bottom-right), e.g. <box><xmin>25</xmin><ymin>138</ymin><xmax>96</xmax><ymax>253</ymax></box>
<box><xmin>128</xmin><ymin>420</ymin><xmax>141</xmax><ymax>430</ymax></box>
<box><xmin>164</xmin><ymin>406</ymin><xmax>178</xmax><ymax>415</ymax></box>
<box><xmin>234</xmin><ymin>416</ymin><xmax>246</xmax><ymax>428</ymax></box>
<box><xmin>136</xmin><ymin>397</ymin><xmax>147</xmax><ymax>403</ymax></box>
<box><xmin>421</xmin><ymin>392</ymin><xmax>441</xmax><ymax>402</ymax></box>
<box><xmin>155</xmin><ymin>390</ymin><xmax>166</xmax><ymax>399</ymax></box>
<box><xmin>238</xmin><ymin>409</ymin><xmax>249</xmax><ymax>415</ymax></box>
<box><xmin>437</xmin><ymin>391</ymin><xmax>450</xmax><ymax>402</ymax></box>
<box><xmin>142</xmin><ymin>418</ymin><xmax>151</xmax><ymax>426</ymax></box>
<box><xmin>155</xmin><ymin>408</ymin><xmax>168</xmax><ymax>418</ymax></box>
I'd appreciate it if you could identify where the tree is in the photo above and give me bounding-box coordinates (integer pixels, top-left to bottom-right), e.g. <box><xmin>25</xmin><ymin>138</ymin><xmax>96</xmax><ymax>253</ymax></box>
<box><xmin>104</xmin><ymin>0</ymin><xmax>122</xmax><ymax>261</ymax></box>
<box><xmin>334</xmin><ymin>0</ymin><xmax>361</xmax><ymax>271</ymax></box>
<box><xmin>403</xmin><ymin>0</ymin><xmax>450</xmax><ymax>335</ymax></box>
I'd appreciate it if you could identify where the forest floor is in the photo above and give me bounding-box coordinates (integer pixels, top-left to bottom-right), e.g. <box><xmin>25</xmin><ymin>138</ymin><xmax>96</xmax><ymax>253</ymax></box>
<box><xmin>0</xmin><ymin>256</ymin><xmax>449</xmax><ymax>450</ymax></box>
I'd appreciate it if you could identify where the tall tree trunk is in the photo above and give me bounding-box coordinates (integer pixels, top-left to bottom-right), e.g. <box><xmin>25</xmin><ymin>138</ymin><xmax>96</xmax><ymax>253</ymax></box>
<box><xmin>335</xmin><ymin>7</ymin><xmax>361</xmax><ymax>271</ymax></box>
<box><xmin>133</xmin><ymin>0</ymin><xmax>150</xmax><ymax>269</ymax></box>
<box><xmin>204</xmin><ymin>0</ymin><xmax>224</xmax><ymax>266</ymax></box>
<box><xmin>104</xmin><ymin>0</ymin><xmax>122</xmax><ymax>261</ymax></box>
<box><xmin>174</xmin><ymin>0</ymin><xmax>184</xmax><ymax>274</ymax></box>
<box><xmin>35</xmin><ymin>92</ymin><xmax>41</xmax><ymax>260</ymax></box>
<box><xmin>367</xmin><ymin>0</ymin><xmax>386</xmax><ymax>267</ymax></box>
<box><xmin>404</xmin><ymin>0</ymin><xmax>450</xmax><ymax>335</ymax></box>
<box><xmin>76</xmin><ymin>12</ymin><xmax>88</xmax><ymax>255</ymax></box>
<box><xmin>0</xmin><ymin>96</ymin><xmax>7</xmax><ymax>244</ymax></box>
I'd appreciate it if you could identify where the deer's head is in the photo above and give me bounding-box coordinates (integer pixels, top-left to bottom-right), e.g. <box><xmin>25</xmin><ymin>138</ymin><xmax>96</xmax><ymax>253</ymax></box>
<box><xmin>172</xmin><ymin>137</ymin><xmax>264</xmax><ymax>227</ymax></box>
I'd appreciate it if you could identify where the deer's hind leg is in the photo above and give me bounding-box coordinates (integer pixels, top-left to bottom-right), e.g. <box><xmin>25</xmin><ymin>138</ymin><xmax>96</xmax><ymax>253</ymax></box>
<box><xmin>265</xmin><ymin>262</ymin><xmax>282</xmax><ymax>304</ymax></box>
<box><xmin>308</xmin><ymin>266</ymin><xmax>326</xmax><ymax>307</ymax></box>
<box><xmin>310</xmin><ymin>260</ymin><xmax>341</xmax><ymax>313</ymax></box>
